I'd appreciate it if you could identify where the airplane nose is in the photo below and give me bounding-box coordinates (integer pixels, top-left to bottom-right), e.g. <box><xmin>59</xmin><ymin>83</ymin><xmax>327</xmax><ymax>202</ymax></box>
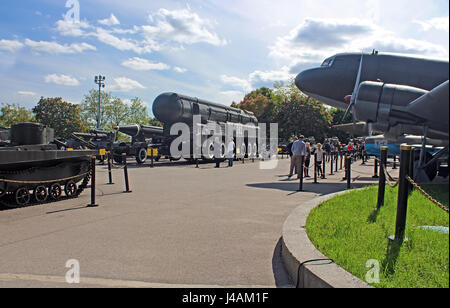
<box><xmin>295</xmin><ymin>68</ymin><xmax>319</xmax><ymax>94</ymax></box>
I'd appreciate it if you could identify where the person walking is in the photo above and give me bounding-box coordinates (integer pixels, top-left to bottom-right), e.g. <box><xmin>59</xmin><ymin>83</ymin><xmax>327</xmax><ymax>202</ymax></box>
<box><xmin>227</xmin><ymin>137</ymin><xmax>235</xmax><ymax>167</ymax></box>
<box><xmin>287</xmin><ymin>137</ymin><xmax>298</xmax><ymax>175</ymax></box>
<box><xmin>316</xmin><ymin>143</ymin><xmax>324</xmax><ymax>178</ymax></box>
<box><xmin>324</xmin><ymin>140</ymin><xmax>331</xmax><ymax>162</ymax></box>
<box><xmin>288</xmin><ymin>135</ymin><xmax>306</xmax><ymax>179</ymax></box>
<box><xmin>214</xmin><ymin>137</ymin><xmax>222</xmax><ymax>168</ymax></box>
<box><xmin>304</xmin><ymin>142</ymin><xmax>312</xmax><ymax>177</ymax></box>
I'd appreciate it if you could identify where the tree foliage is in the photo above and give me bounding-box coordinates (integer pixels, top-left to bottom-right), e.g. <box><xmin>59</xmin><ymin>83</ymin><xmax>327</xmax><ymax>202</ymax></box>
<box><xmin>33</xmin><ymin>97</ymin><xmax>87</xmax><ymax>138</ymax></box>
<box><xmin>80</xmin><ymin>89</ymin><xmax>161</xmax><ymax>141</ymax></box>
<box><xmin>0</xmin><ymin>103</ymin><xmax>35</xmax><ymax>127</ymax></box>
<box><xmin>233</xmin><ymin>80</ymin><xmax>334</xmax><ymax>142</ymax></box>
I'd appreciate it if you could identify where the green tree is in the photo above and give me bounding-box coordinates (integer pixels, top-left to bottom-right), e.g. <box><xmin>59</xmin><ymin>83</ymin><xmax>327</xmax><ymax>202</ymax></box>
<box><xmin>234</xmin><ymin>87</ymin><xmax>279</xmax><ymax>123</ymax></box>
<box><xmin>276</xmin><ymin>93</ymin><xmax>332</xmax><ymax>142</ymax></box>
<box><xmin>0</xmin><ymin>103</ymin><xmax>35</xmax><ymax>127</ymax></box>
<box><xmin>80</xmin><ymin>89</ymin><xmax>113</xmax><ymax>130</ymax></box>
<box><xmin>33</xmin><ymin>97</ymin><xmax>87</xmax><ymax>138</ymax></box>
<box><xmin>329</xmin><ymin>108</ymin><xmax>353</xmax><ymax>143</ymax></box>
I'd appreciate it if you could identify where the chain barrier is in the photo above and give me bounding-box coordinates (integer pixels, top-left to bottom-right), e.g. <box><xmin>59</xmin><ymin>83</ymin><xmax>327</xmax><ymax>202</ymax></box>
<box><xmin>380</xmin><ymin>161</ymin><xmax>400</xmax><ymax>188</ymax></box>
<box><xmin>0</xmin><ymin>171</ymin><xmax>90</xmax><ymax>185</ymax></box>
<box><xmin>405</xmin><ymin>175</ymin><xmax>448</xmax><ymax>214</ymax></box>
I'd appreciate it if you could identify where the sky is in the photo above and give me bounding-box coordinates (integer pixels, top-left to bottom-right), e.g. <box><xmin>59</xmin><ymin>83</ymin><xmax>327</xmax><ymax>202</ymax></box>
<box><xmin>0</xmin><ymin>0</ymin><xmax>448</xmax><ymax>116</ymax></box>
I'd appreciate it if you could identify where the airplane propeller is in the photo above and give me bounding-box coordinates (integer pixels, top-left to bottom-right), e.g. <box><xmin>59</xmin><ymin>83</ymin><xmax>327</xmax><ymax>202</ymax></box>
<box><xmin>341</xmin><ymin>54</ymin><xmax>363</xmax><ymax>124</ymax></box>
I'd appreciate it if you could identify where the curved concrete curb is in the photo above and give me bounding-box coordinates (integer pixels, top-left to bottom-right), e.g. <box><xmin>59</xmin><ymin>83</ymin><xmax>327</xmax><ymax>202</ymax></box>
<box><xmin>281</xmin><ymin>190</ymin><xmax>372</xmax><ymax>288</ymax></box>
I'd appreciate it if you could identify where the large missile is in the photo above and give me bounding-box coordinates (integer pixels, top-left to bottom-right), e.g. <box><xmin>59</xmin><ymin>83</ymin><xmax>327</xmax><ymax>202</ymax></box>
<box><xmin>152</xmin><ymin>92</ymin><xmax>258</xmax><ymax>125</ymax></box>
<box><xmin>113</xmin><ymin>124</ymin><xmax>164</xmax><ymax>139</ymax></box>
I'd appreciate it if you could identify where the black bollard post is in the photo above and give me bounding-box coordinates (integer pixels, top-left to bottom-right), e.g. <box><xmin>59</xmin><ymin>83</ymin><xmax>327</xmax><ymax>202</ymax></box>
<box><xmin>122</xmin><ymin>153</ymin><xmax>132</xmax><ymax>193</ymax></box>
<box><xmin>335</xmin><ymin>152</ymin><xmax>338</xmax><ymax>173</ymax></box>
<box><xmin>298</xmin><ymin>155</ymin><xmax>304</xmax><ymax>191</ymax></box>
<box><xmin>107</xmin><ymin>152</ymin><xmax>114</xmax><ymax>185</ymax></box>
<box><xmin>377</xmin><ymin>146</ymin><xmax>388</xmax><ymax>210</ymax></box>
<box><xmin>392</xmin><ymin>155</ymin><xmax>397</xmax><ymax>170</ymax></box>
<box><xmin>87</xmin><ymin>156</ymin><xmax>98</xmax><ymax>207</ymax></box>
<box><xmin>343</xmin><ymin>153</ymin><xmax>348</xmax><ymax>180</ymax></box>
<box><xmin>340</xmin><ymin>151</ymin><xmax>343</xmax><ymax>170</ymax></box>
<box><xmin>391</xmin><ymin>145</ymin><xmax>412</xmax><ymax>243</ymax></box>
<box><xmin>373</xmin><ymin>157</ymin><xmax>379</xmax><ymax>179</ymax></box>
<box><xmin>313</xmin><ymin>153</ymin><xmax>318</xmax><ymax>184</ymax></box>
<box><xmin>322</xmin><ymin>153</ymin><xmax>326</xmax><ymax>179</ymax></box>
<box><xmin>361</xmin><ymin>150</ymin><xmax>366</xmax><ymax>165</ymax></box>
<box><xmin>196</xmin><ymin>158</ymin><xmax>199</xmax><ymax>168</ymax></box>
<box><xmin>346</xmin><ymin>154</ymin><xmax>352</xmax><ymax>189</ymax></box>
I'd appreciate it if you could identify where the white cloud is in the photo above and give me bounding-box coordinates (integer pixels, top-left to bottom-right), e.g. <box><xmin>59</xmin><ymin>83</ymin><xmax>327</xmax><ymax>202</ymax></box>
<box><xmin>220</xmin><ymin>75</ymin><xmax>252</xmax><ymax>92</ymax></box>
<box><xmin>174</xmin><ymin>66</ymin><xmax>188</xmax><ymax>73</ymax></box>
<box><xmin>415</xmin><ymin>17</ymin><xmax>449</xmax><ymax>32</ymax></box>
<box><xmin>45</xmin><ymin>74</ymin><xmax>80</xmax><ymax>86</ymax></box>
<box><xmin>95</xmin><ymin>28</ymin><xmax>155</xmax><ymax>54</ymax></box>
<box><xmin>108</xmin><ymin>77</ymin><xmax>146</xmax><ymax>92</ymax></box>
<box><xmin>98</xmin><ymin>14</ymin><xmax>121</xmax><ymax>26</ymax></box>
<box><xmin>25</xmin><ymin>39</ymin><xmax>96</xmax><ymax>54</ymax></box>
<box><xmin>18</xmin><ymin>91</ymin><xmax>37</xmax><ymax>96</ymax></box>
<box><xmin>249</xmin><ymin>66</ymin><xmax>294</xmax><ymax>86</ymax></box>
<box><xmin>270</xmin><ymin>18</ymin><xmax>448</xmax><ymax>64</ymax></box>
<box><xmin>141</xmin><ymin>8</ymin><xmax>227</xmax><ymax>47</ymax></box>
<box><xmin>221</xmin><ymin>66</ymin><xmax>295</xmax><ymax>92</ymax></box>
<box><xmin>219</xmin><ymin>90</ymin><xmax>245</xmax><ymax>104</ymax></box>
<box><xmin>55</xmin><ymin>19</ymin><xmax>91</xmax><ymax>37</ymax></box>
<box><xmin>0</xmin><ymin>39</ymin><xmax>24</xmax><ymax>52</ymax></box>
<box><xmin>121</xmin><ymin>57</ymin><xmax>170</xmax><ymax>71</ymax></box>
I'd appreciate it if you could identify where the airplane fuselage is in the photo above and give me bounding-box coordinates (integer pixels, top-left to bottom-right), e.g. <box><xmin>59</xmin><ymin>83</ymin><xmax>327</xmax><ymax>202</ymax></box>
<box><xmin>296</xmin><ymin>52</ymin><xmax>449</xmax><ymax>110</ymax></box>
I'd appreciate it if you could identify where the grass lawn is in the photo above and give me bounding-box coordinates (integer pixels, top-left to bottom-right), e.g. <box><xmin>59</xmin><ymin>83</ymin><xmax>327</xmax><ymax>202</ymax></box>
<box><xmin>306</xmin><ymin>185</ymin><xmax>449</xmax><ymax>288</ymax></box>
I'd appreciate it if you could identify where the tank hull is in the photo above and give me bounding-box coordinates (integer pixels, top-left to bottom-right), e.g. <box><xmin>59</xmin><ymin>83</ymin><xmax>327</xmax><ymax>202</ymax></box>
<box><xmin>0</xmin><ymin>123</ymin><xmax>96</xmax><ymax>208</ymax></box>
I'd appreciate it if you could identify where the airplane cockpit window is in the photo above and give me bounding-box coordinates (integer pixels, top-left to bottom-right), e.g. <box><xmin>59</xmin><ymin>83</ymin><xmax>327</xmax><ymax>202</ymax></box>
<box><xmin>321</xmin><ymin>57</ymin><xmax>335</xmax><ymax>67</ymax></box>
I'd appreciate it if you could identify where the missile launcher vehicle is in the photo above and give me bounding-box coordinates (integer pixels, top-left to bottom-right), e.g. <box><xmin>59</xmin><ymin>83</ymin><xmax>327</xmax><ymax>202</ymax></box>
<box><xmin>113</xmin><ymin>124</ymin><xmax>164</xmax><ymax>164</ymax></box>
<box><xmin>152</xmin><ymin>92</ymin><xmax>259</xmax><ymax>160</ymax></box>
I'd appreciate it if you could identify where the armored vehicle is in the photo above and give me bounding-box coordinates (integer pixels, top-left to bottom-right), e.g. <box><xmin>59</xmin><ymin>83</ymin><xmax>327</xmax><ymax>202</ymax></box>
<box><xmin>0</xmin><ymin>123</ymin><xmax>95</xmax><ymax>208</ymax></box>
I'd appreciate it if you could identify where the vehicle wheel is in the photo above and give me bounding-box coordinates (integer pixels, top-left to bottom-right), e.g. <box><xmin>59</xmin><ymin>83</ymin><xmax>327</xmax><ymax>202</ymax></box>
<box><xmin>64</xmin><ymin>180</ymin><xmax>78</xmax><ymax>198</ymax></box>
<box><xmin>113</xmin><ymin>156</ymin><xmax>123</xmax><ymax>164</ymax></box>
<box><xmin>136</xmin><ymin>148</ymin><xmax>148</xmax><ymax>164</ymax></box>
<box><xmin>49</xmin><ymin>183</ymin><xmax>62</xmax><ymax>200</ymax></box>
<box><xmin>34</xmin><ymin>185</ymin><xmax>48</xmax><ymax>203</ymax></box>
<box><xmin>15</xmin><ymin>187</ymin><xmax>31</xmax><ymax>207</ymax></box>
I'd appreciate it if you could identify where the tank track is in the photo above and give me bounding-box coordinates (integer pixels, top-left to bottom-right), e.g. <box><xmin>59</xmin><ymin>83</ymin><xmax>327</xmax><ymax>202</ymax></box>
<box><xmin>0</xmin><ymin>163</ymin><xmax>92</xmax><ymax>209</ymax></box>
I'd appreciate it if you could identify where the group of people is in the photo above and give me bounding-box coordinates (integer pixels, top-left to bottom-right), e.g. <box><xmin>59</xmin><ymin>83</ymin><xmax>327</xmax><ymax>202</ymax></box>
<box><xmin>285</xmin><ymin>137</ymin><xmax>365</xmax><ymax>179</ymax></box>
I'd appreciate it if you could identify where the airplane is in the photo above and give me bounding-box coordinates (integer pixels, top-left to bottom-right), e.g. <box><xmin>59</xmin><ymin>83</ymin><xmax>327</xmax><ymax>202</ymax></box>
<box><xmin>296</xmin><ymin>51</ymin><xmax>449</xmax><ymax>182</ymax></box>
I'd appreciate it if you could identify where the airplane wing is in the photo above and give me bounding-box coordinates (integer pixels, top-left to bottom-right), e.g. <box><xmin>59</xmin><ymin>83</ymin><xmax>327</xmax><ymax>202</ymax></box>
<box><xmin>331</xmin><ymin>121</ymin><xmax>380</xmax><ymax>136</ymax></box>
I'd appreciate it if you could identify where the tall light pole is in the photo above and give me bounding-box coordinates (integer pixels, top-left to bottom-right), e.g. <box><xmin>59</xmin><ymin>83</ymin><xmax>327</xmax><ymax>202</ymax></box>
<box><xmin>94</xmin><ymin>75</ymin><xmax>106</xmax><ymax>129</ymax></box>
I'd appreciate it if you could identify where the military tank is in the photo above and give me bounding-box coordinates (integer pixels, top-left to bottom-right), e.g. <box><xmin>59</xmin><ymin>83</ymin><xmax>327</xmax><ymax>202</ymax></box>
<box><xmin>0</xmin><ymin>123</ymin><xmax>96</xmax><ymax>209</ymax></box>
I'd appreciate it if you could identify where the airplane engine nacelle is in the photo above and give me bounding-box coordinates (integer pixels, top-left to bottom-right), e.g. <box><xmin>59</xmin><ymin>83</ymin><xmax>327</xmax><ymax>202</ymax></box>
<box><xmin>354</xmin><ymin>81</ymin><xmax>428</xmax><ymax>130</ymax></box>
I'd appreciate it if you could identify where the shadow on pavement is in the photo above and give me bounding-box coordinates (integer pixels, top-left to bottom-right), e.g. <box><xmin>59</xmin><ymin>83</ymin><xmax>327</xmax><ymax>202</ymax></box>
<box><xmin>272</xmin><ymin>238</ymin><xmax>295</xmax><ymax>288</ymax></box>
<box><xmin>247</xmin><ymin>182</ymin><xmax>372</xmax><ymax>196</ymax></box>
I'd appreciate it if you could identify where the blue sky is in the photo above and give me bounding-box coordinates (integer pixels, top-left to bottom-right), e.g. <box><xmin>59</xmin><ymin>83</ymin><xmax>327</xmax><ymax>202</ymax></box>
<box><xmin>0</xmin><ymin>0</ymin><xmax>448</xmax><ymax>115</ymax></box>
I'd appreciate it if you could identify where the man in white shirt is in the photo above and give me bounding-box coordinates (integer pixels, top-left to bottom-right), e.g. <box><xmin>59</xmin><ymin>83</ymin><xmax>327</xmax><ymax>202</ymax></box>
<box><xmin>227</xmin><ymin>137</ymin><xmax>235</xmax><ymax>167</ymax></box>
<box><xmin>288</xmin><ymin>135</ymin><xmax>306</xmax><ymax>179</ymax></box>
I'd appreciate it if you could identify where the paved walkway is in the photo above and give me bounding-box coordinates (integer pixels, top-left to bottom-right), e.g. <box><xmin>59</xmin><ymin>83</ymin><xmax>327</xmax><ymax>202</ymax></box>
<box><xmin>0</xmin><ymin>157</ymin><xmax>382</xmax><ymax>287</ymax></box>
